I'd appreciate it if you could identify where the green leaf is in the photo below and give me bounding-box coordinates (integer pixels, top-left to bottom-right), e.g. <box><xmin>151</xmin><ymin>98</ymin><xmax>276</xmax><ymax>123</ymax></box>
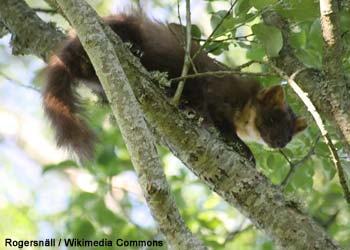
<box><xmin>290</xmin><ymin>30</ymin><xmax>307</xmax><ymax>49</ymax></box>
<box><xmin>246</xmin><ymin>45</ymin><xmax>266</xmax><ymax>60</ymax></box>
<box><xmin>72</xmin><ymin>219</ymin><xmax>96</xmax><ymax>239</ymax></box>
<box><xmin>234</xmin><ymin>0</ymin><xmax>252</xmax><ymax>16</ymax></box>
<box><xmin>210</xmin><ymin>11</ymin><xmax>237</xmax><ymax>37</ymax></box>
<box><xmin>322</xmin><ymin>158</ymin><xmax>336</xmax><ymax>181</ymax></box>
<box><xmin>71</xmin><ymin>192</ymin><xmax>99</xmax><ymax>210</ymax></box>
<box><xmin>42</xmin><ymin>160</ymin><xmax>78</xmax><ymax>174</ymax></box>
<box><xmin>205</xmin><ymin>42</ymin><xmax>229</xmax><ymax>55</ymax></box>
<box><xmin>298</xmin><ymin>51</ymin><xmax>320</xmax><ymax>68</ymax></box>
<box><xmin>95</xmin><ymin>202</ymin><xmax>124</xmax><ymax>227</ymax></box>
<box><xmin>191</xmin><ymin>24</ymin><xmax>202</xmax><ymax>39</ymax></box>
<box><xmin>308</xmin><ymin>19</ymin><xmax>323</xmax><ymax>51</ymax></box>
<box><xmin>210</xmin><ymin>10</ymin><xmax>227</xmax><ymax>29</ymax></box>
<box><xmin>252</xmin><ymin>23</ymin><xmax>282</xmax><ymax>57</ymax></box>
<box><xmin>290</xmin><ymin>162</ymin><xmax>314</xmax><ymax>191</ymax></box>
<box><xmin>261</xmin><ymin>240</ymin><xmax>275</xmax><ymax>250</ymax></box>
<box><xmin>250</xmin><ymin>0</ymin><xmax>276</xmax><ymax>10</ymax></box>
<box><xmin>198</xmin><ymin>211</ymin><xmax>222</xmax><ymax>230</ymax></box>
<box><xmin>275</xmin><ymin>0</ymin><xmax>319</xmax><ymax>21</ymax></box>
<box><xmin>266</xmin><ymin>154</ymin><xmax>275</xmax><ymax>168</ymax></box>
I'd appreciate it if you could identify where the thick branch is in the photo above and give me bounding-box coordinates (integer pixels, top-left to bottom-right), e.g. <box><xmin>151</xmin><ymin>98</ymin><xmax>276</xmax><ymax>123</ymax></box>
<box><xmin>319</xmin><ymin>0</ymin><xmax>350</xmax><ymax>147</ymax></box>
<box><xmin>320</xmin><ymin>0</ymin><xmax>343</xmax><ymax>76</ymax></box>
<box><xmin>1</xmin><ymin>1</ymin><xmax>341</xmax><ymax>249</ymax></box>
<box><xmin>0</xmin><ymin>0</ymin><xmax>64</xmax><ymax>61</ymax></box>
<box><xmin>56</xmin><ymin>0</ymin><xmax>206</xmax><ymax>249</ymax></box>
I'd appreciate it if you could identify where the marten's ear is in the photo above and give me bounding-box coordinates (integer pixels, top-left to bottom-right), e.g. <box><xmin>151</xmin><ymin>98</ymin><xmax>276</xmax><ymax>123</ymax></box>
<box><xmin>257</xmin><ymin>85</ymin><xmax>285</xmax><ymax>107</ymax></box>
<box><xmin>293</xmin><ymin>117</ymin><xmax>308</xmax><ymax>135</ymax></box>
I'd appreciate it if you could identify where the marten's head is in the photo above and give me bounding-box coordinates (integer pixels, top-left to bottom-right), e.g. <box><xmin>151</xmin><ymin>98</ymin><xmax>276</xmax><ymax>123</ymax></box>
<box><xmin>255</xmin><ymin>85</ymin><xmax>307</xmax><ymax>148</ymax></box>
<box><xmin>235</xmin><ymin>85</ymin><xmax>307</xmax><ymax>148</ymax></box>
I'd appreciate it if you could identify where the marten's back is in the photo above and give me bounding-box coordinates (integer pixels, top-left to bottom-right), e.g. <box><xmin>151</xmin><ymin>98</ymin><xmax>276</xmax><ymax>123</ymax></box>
<box><xmin>105</xmin><ymin>15</ymin><xmax>260</xmax><ymax>113</ymax></box>
<box><xmin>43</xmin><ymin>13</ymin><xmax>281</xmax><ymax>160</ymax></box>
<box><xmin>106</xmin><ymin>15</ymin><xmax>185</xmax><ymax>78</ymax></box>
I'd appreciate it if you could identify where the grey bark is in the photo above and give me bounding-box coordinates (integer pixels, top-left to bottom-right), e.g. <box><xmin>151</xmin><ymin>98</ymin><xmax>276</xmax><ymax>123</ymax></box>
<box><xmin>55</xmin><ymin>0</ymin><xmax>207</xmax><ymax>249</ymax></box>
<box><xmin>319</xmin><ymin>0</ymin><xmax>350</xmax><ymax>147</ymax></box>
<box><xmin>0</xmin><ymin>0</ymin><xmax>64</xmax><ymax>61</ymax></box>
<box><xmin>319</xmin><ymin>0</ymin><xmax>350</xmax><ymax>203</ymax></box>
<box><xmin>0</xmin><ymin>0</ymin><xmax>342</xmax><ymax>249</ymax></box>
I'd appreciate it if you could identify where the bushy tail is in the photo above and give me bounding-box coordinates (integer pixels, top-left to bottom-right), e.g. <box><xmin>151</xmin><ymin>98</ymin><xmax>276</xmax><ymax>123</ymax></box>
<box><xmin>42</xmin><ymin>14</ymin><xmax>145</xmax><ymax>161</ymax></box>
<box><xmin>43</xmin><ymin>52</ymin><xmax>97</xmax><ymax>160</ymax></box>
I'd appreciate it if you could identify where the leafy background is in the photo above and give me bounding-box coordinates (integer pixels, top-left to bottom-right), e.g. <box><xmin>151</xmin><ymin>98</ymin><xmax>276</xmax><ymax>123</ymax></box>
<box><xmin>0</xmin><ymin>0</ymin><xmax>349</xmax><ymax>249</ymax></box>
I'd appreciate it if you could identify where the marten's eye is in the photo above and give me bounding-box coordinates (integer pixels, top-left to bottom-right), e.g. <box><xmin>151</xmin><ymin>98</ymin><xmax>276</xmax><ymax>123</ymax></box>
<box><xmin>267</xmin><ymin>117</ymin><xmax>277</xmax><ymax>125</ymax></box>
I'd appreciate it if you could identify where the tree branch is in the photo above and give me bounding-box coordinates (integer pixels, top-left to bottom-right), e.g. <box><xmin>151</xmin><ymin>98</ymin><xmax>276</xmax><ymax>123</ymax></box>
<box><xmin>280</xmin><ymin>135</ymin><xmax>321</xmax><ymax>187</ymax></box>
<box><xmin>320</xmin><ymin>0</ymin><xmax>343</xmax><ymax>79</ymax></box>
<box><xmin>319</xmin><ymin>0</ymin><xmax>350</xmax><ymax>151</ymax></box>
<box><xmin>0</xmin><ymin>0</ymin><xmax>64</xmax><ymax>61</ymax></box>
<box><xmin>193</xmin><ymin>33</ymin><xmax>254</xmax><ymax>43</ymax></box>
<box><xmin>55</xmin><ymin>0</ymin><xmax>207</xmax><ymax>249</ymax></box>
<box><xmin>172</xmin><ymin>0</ymin><xmax>192</xmax><ymax>105</ymax></box>
<box><xmin>171</xmin><ymin>70</ymin><xmax>275</xmax><ymax>82</ymax></box>
<box><xmin>32</xmin><ymin>8</ymin><xmax>57</xmax><ymax>14</ymax></box>
<box><xmin>0</xmin><ymin>71</ymin><xmax>40</xmax><ymax>92</ymax></box>
<box><xmin>1</xmin><ymin>0</ymin><xmax>341</xmax><ymax>249</ymax></box>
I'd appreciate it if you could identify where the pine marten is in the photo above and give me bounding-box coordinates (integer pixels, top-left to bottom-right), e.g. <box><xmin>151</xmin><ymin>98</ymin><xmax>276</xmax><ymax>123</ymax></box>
<box><xmin>43</xmin><ymin>14</ymin><xmax>307</xmax><ymax>160</ymax></box>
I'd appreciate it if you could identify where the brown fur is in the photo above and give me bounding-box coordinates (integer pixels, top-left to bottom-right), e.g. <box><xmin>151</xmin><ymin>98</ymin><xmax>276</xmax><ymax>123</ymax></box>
<box><xmin>43</xmin><ymin>14</ymin><xmax>307</xmax><ymax>160</ymax></box>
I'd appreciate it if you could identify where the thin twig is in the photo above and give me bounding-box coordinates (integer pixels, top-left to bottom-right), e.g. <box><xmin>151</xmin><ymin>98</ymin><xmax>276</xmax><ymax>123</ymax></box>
<box><xmin>0</xmin><ymin>71</ymin><xmax>40</xmax><ymax>92</ymax></box>
<box><xmin>191</xmin><ymin>0</ymin><xmax>238</xmax><ymax>61</ymax></box>
<box><xmin>193</xmin><ymin>33</ymin><xmax>254</xmax><ymax>43</ymax></box>
<box><xmin>266</xmin><ymin>64</ymin><xmax>350</xmax><ymax>203</ymax></box>
<box><xmin>313</xmin><ymin>210</ymin><xmax>339</xmax><ymax>229</ymax></box>
<box><xmin>234</xmin><ymin>60</ymin><xmax>261</xmax><ymax>71</ymax></box>
<box><xmin>321</xmin><ymin>210</ymin><xmax>339</xmax><ymax>229</ymax></box>
<box><xmin>32</xmin><ymin>8</ymin><xmax>57</xmax><ymax>14</ymax></box>
<box><xmin>279</xmin><ymin>149</ymin><xmax>292</xmax><ymax>165</ymax></box>
<box><xmin>235</xmin><ymin>34</ymin><xmax>255</xmax><ymax>40</ymax></box>
<box><xmin>173</xmin><ymin>1</ymin><xmax>198</xmax><ymax>74</ymax></box>
<box><xmin>171</xmin><ymin>70</ymin><xmax>275</xmax><ymax>82</ymax></box>
<box><xmin>280</xmin><ymin>135</ymin><xmax>321</xmax><ymax>187</ymax></box>
<box><xmin>176</xmin><ymin>0</ymin><xmax>183</xmax><ymax>29</ymax></box>
<box><xmin>172</xmin><ymin>0</ymin><xmax>192</xmax><ymax>105</ymax></box>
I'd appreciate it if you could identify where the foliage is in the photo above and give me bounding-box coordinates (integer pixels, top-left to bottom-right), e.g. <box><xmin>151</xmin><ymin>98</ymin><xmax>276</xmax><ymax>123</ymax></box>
<box><xmin>0</xmin><ymin>0</ymin><xmax>349</xmax><ymax>249</ymax></box>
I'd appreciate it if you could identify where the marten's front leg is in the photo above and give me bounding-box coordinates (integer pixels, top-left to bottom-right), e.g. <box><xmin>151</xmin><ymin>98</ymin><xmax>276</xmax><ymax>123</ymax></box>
<box><xmin>209</xmin><ymin>111</ymin><xmax>256</xmax><ymax>165</ymax></box>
